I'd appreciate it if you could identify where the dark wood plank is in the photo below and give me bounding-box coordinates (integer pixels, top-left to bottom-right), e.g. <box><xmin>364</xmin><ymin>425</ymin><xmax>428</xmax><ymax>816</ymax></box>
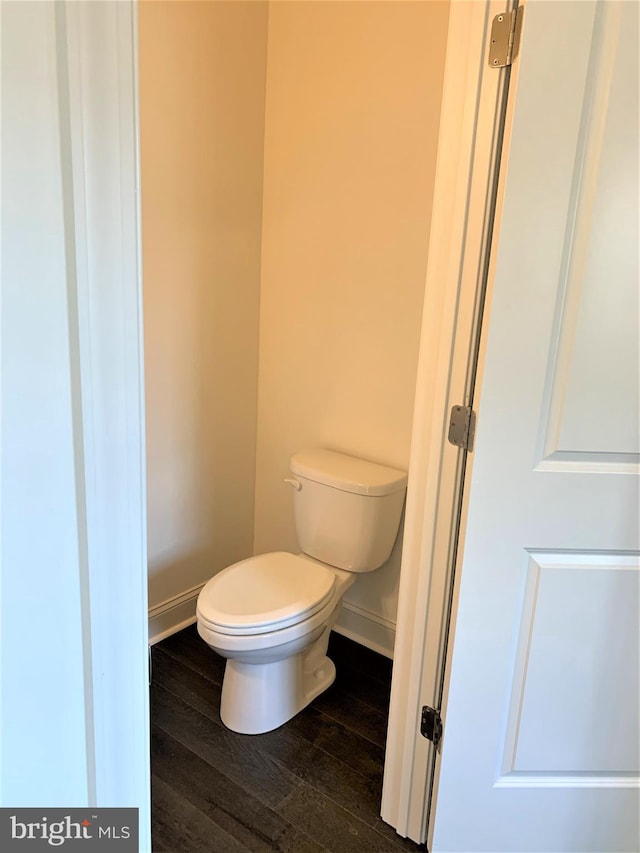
<box><xmin>254</xmin><ymin>724</ymin><xmax>384</xmax><ymax>829</ymax></box>
<box><xmin>152</xmin><ymin>682</ymin><xmax>299</xmax><ymax>810</ymax></box>
<box><xmin>152</xmin><ymin>683</ymin><xmax>412</xmax><ymax>851</ymax></box>
<box><xmin>278</xmin><ymin>781</ymin><xmax>415</xmax><ymax>853</ymax></box>
<box><xmin>151</xmin><ymin>625</ymin><xmax>422</xmax><ymax>852</ymax></box>
<box><xmin>155</xmin><ymin>624</ymin><xmax>226</xmax><ymax>685</ymax></box>
<box><xmin>152</xmin><ymin>773</ymin><xmax>249</xmax><ymax>853</ymax></box>
<box><xmin>154</xmin><ymin>645</ymin><xmax>386</xmax><ymax>786</ymax></box>
<box><xmin>329</xmin><ymin>660</ymin><xmax>392</xmax><ymax>717</ymax></box>
<box><xmin>311</xmin><ymin>683</ymin><xmax>389</xmax><ymax>748</ymax></box>
<box><xmin>286</xmin><ymin>704</ymin><xmax>385</xmax><ymax>783</ymax></box>
<box><xmin>152</xmin><ymin>724</ymin><xmax>325</xmax><ymax>853</ymax></box>
<box><xmin>152</xmin><ymin>671</ymin><xmax>385</xmax><ymax>829</ymax></box>
<box><xmin>152</xmin><ymin>645</ymin><xmax>223</xmax><ymax>721</ymax></box>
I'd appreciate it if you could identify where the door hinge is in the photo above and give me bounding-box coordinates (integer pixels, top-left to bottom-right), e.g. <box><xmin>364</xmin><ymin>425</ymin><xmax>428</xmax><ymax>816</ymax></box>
<box><xmin>421</xmin><ymin>706</ymin><xmax>443</xmax><ymax>749</ymax></box>
<box><xmin>488</xmin><ymin>9</ymin><xmax>518</xmax><ymax>68</ymax></box>
<box><xmin>448</xmin><ymin>405</ymin><xmax>476</xmax><ymax>451</ymax></box>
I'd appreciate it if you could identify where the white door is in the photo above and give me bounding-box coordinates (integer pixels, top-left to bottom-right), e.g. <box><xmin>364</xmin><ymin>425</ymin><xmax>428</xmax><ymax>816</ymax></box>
<box><xmin>431</xmin><ymin>2</ymin><xmax>640</xmax><ymax>851</ymax></box>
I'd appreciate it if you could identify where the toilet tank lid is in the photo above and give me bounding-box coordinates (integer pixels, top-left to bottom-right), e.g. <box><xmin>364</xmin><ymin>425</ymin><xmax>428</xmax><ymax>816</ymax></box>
<box><xmin>290</xmin><ymin>449</ymin><xmax>407</xmax><ymax>497</ymax></box>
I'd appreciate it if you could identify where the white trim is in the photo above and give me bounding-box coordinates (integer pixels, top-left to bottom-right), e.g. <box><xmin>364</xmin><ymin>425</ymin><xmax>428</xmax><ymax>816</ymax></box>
<box><xmin>60</xmin><ymin>1</ymin><xmax>151</xmax><ymax>847</ymax></box>
<box><xmin>381</xmin><ymin>0</ymin><xmax>514</xmax><ymax>843</ymax></box>
<box><xmin>494</xmin><ymin>775</ymin><xmax>640</xmax><ymax>789</ymax></box>
<box><xmin>148</xmin><ymin>583</ymin><xmax>205</xmax><ymax>645</ymax></box>
<box><xmin>148</xmin><ymin>585</ymin><xmax>397</xmax><ymax>656</ymax></box>
<box><xmin>334</xmin><ymin>602</ymin><xmax>395</xmax><ymax>660</ymax></box>
<box><xmin>150</xmin><ymin>613</ymin><xmax>198</xmax><ymax>647</ymax></box>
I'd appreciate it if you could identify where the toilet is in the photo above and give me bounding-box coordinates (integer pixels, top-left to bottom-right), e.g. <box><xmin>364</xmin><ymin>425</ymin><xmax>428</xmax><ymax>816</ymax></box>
<box><xmin>196</xmin><ymin>448</ymin><xmax>407</xmax><ymax>734</ymax></box>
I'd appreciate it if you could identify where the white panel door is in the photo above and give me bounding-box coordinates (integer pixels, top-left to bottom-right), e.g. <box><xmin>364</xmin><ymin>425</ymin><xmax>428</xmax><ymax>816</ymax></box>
<box><xmin>432</xmin><ymin>2</ymin><xmax>639</xmax><ymax>851</ymax></box>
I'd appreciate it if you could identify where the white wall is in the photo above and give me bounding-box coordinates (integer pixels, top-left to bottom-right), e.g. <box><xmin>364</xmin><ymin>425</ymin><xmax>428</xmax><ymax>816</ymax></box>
<box><xmin>139</xmin><ymin>0</ymin><xmax>269</xmax><ymax>637</ymax></box>
<box><xmin>254</xmin><ymin>0</ymin><xmax>450</xmax><ymax>655</ymax></box>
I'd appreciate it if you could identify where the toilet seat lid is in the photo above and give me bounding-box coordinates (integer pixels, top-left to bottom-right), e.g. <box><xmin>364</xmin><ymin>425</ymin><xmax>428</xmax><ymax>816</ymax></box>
<box><xmin>197</xmin><ymin>552</ymin><xmax>336</xmax><ymax>635</ymax></box>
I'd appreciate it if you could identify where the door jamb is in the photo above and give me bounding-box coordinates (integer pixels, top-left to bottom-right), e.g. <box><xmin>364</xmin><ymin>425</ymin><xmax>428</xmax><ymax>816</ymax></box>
<box><xmin>59</xmin><ymin>1</ymin><xmax>150</xmax><ymax>844</ymax></box>
<box><xmin>381</xmin><ymin>0</ymin><xmax>519</xmax><ymax>842</ymax></box>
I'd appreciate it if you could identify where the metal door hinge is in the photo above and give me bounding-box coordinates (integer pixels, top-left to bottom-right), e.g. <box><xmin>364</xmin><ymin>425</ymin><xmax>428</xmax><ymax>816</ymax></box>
<box><xmin>421</xmin><ymin>706</ymin><xmax>443</xmax><ymax>749</ymax></box>
<box><xmin>448</xmin><ymin>405</ymin><xmax>476</xmax><ymax>451</ymax></box>
<box><xmin>488</xmin><ymin>9</ymin><xmax>519</xmax><ymax>68</ymax></box>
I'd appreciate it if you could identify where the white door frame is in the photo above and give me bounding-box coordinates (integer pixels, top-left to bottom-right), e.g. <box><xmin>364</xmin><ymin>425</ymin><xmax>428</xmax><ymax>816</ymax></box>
<box><xmin>59</xmin><ymin>0</ymin><xmax>150</xmax><ymax>844</ymax></box>
<box><xmin>381</xmin><ymin>0</ymin><xmax>520</xmax><ymax>842</ymax></box>
<box><xmin>59</xmin><ymin>0</ymin><xmax>518</xmax><ymax>846</ymax></box>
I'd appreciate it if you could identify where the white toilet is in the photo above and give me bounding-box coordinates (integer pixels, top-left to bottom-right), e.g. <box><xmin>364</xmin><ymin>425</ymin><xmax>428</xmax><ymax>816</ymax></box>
<box><xmin>196</xmin><ymin>448</ymin><xmax>407</xmax><ymax>734</ymax></box>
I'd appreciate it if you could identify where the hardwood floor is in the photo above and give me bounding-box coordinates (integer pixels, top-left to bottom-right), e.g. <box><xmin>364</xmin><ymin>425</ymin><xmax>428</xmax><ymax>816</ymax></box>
<box><xmin>151</xmin><ymin>625</ymin><xmax>423</xmax><ymax>852</ymax></box>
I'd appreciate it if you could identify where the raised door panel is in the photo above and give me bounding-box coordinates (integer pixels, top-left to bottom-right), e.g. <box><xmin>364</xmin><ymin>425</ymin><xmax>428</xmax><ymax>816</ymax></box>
<box><xmin>501</xmin><ymin>552</ymin><xmax>639</xmax><ymax>779</ymax></box>
<box><xmin>539</xmin><ymin>2</ymin><xmax>639</xmax><ymax>471</ymax></box>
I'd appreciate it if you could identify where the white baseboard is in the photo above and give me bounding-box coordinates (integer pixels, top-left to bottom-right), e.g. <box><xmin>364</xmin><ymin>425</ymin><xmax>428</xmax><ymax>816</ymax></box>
<box><xmin>333</xmin><ymin>601</ymin><xmax>396</xmax><ymax>659</ymax></box>
<box><xmin>148</xmin><ymin>583</ymin><xmax>205</xmax><ymax>645</ymax></box>
<box><xmin>149</xmin><ymin>583</ymin><xmax>396</xmax><ymax>659</ymax></box>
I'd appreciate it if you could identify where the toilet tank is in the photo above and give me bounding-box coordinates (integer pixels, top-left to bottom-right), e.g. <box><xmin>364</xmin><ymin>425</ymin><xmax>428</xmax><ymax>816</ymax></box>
<box><xmin>289</xmin><ymin>449</ymin><xmax>408</xmax><ymax>572</ymax></box>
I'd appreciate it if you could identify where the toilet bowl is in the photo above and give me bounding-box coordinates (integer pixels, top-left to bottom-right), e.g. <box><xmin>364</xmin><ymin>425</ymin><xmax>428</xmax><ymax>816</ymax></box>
<box><xmin>196</xmin><ymin>449</ymin><xmax>407</xmax><ymax>734</ymax></box>
<box><xmin>197</xmin><ymin>552</ymin><xmax>355</xmax><ymax>734</ymax></box>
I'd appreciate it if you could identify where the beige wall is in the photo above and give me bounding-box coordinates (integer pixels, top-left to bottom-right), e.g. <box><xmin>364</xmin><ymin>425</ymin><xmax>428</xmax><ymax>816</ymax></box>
<box><xmin>254</xmin><ymin>1</ymin><xmax>449</xmax><ymax>654</ymax></box>
<box><xmin>140</xmin><ymin>1</ymin><xmax>268</xmax><ymax>611</ymax></box>
<box><xmin>140</xmin><ymin>0</ymin><xmax>450</xmax><ymax>652</ymax></box>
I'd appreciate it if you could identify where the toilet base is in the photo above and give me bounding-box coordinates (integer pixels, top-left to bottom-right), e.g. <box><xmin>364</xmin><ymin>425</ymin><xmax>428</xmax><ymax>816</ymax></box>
<box><xmin>220</xmin><ymin>639</ymin><xmax>336</xmax><ymax>735</ymax></box>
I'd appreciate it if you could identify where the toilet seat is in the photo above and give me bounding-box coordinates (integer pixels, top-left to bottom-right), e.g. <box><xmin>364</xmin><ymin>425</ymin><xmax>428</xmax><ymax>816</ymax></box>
<box><xmin>197</xmin><ymin>551</ymin><xmax>336</xmax><ymax>636</ymax></box>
